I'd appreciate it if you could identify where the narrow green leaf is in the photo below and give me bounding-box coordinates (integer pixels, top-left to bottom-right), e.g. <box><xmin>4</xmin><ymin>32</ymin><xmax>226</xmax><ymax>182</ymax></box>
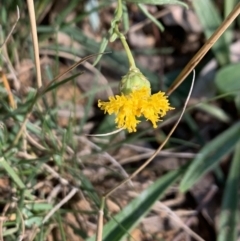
<box><xmin>0</xmin><ymin>157</ymin><xmax>25</xmax><ymax>189</ymax></box>
<box><xmin>180</xmin><ymin>121</ymin><xmax>240</xmax><ymax>192</ymax></box>
<box><xmin>25</xmin><ymin>216</ymin><xmax>44</xmax><ymax>228</ymax></box>
<box><xmin>193</xmin><ymin>0</ymin><xmax>230</xmax><ymax>66</ymax></box>
<box><xmin>196</xmin><ymin>103</ymin><xmax>231</xmax><ymax>123</ymax></box>
<box><xmin>138</xmin><ymin>4</ymin><xmax>164</xmax><ymax>32</ymax></box>
<box><xmin>125</xmin><ymin>0</ymin><xmax>188</xmax><ymax>8</ymax></box>
<box><xmin>93</xmin><ymin>37</ymin><xmax>109</xmax><ymax>66</ymax></box>
<box><xmin>26</xmin><ymin>203</ymin><xmax>53</xmax><ymax>212</ymax></box>
<box><xmin>217</xmin><ymin>142</ymin><xmax>240</xmax><ymax>241</ymax></box>
<box><xmin>87</xmin><ymin>165</ymin><xmax>187</xmax><ymax>241</ymax></box>
<box><xmin>55</xmin><ymin>0</ymin><xmax>79</xmax><ymax>25</ymax></box>
<box><xmin>35</xmin><ymin>0</ymin><xmax>53</xmax><ymax>22</ymax></box>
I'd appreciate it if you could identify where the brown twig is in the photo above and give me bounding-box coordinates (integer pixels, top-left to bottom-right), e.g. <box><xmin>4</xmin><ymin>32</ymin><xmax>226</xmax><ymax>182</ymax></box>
<box><xmin>167</xmin><ymin>2</ymin><xmax>240</xmax><ymax>96</ymax></box>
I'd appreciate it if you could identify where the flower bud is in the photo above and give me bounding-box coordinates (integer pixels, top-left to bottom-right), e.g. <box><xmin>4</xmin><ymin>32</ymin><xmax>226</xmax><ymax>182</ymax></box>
<box><xmin>119</xmin><ymin>67</ymin><xmax>151</xmax><ymax>95</ymax></box>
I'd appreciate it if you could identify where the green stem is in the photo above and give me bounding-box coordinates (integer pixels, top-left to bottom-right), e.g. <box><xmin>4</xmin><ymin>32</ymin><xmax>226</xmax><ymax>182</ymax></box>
<box><xmin>115</xmin><ymin>27</ymin><xmax>136</xmax><ymax>69</ymax></box>
<box><xmin>115</xmin><ymin>0</ymin><xmax>123</xmax><ymax>22</ymax></box>
<box><xmin>112</xmin><ymin>0</ymin><xmax>136</xmax><ymax>69</ymax></box>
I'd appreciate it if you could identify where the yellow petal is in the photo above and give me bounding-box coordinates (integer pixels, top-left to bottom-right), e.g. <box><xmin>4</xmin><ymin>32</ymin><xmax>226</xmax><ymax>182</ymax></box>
<box><xmin>98</xmin><ymin>87</ymin><xmax>174</xmax><ymax>132</ymax></box>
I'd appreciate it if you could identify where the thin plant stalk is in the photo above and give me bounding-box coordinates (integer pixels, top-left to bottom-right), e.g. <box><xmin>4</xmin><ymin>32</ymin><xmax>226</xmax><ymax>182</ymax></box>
<box><xmin>96</xmin><ymin>197</ymin><xmax>105</xmax><ymax>241</ymax></box>
<box><xmin>115</xmin><ymin>26</ymin><xmax>136</xmax><ymax>69</ymax></box>
<box><xmin>27</xmin><ymin>0</ymin><xmax>42</xmax><ymax>88</ymax></box>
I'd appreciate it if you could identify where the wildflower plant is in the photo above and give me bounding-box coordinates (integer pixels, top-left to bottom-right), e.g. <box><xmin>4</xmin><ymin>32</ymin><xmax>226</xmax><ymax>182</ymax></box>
<box><xmin>1</xmin><ymin>1</ymin><xmax>240</xmax><ymax>241</ymax></box>
<box><xmin>97</xmin><ymin>0</ymin><xmax>174</xmax><ymax>133</ymax></box>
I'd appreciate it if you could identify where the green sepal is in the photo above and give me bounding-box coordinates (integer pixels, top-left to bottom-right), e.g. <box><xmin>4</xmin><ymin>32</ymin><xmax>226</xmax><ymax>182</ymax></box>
<box><xmin>119</xmin><ymin>68</ymin><xmax>151</xmax><ymax>95</ymax></box>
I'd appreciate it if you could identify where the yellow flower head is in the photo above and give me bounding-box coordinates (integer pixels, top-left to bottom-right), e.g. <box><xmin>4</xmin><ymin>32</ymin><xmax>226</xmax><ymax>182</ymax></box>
<box><xmin>98</xmin><ymin>68</ymin><xmax>174</xmax><ymax>132</ymax></box>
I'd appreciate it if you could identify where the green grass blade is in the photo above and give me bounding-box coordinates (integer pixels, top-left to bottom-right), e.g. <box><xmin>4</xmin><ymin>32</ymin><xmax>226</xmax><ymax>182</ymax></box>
<box><xmin>138</xmin><ymin>4</ymin><xmax>164</xmax><ymax>32</ymax></box>
<box><xmin>125</xmin><ymin>0</ymin><xmax>188</xmax><ymax>8</ymax></box>
<box><xmin>192</xmin><ymin>0</ymin><xmax>230</xmax><ymax>66</ymax></box>
<box><xmin>93</xmin><ymin>37</ymin><xmax>109</xmax><ymax>66</ymax></box>
<box><xmin>180</xmin><ymin>121</ymin><xmax>240</xmax><ymax>192</ymax></box>
<box><xmin>0</xmin><ymin>157</ymin><xmax>25</xmax><ymax>189</ymax></box>
<box><xmin>55</xmin><ymin>0</ymin><xmax>79</xmax><ymax>26</ymax></box>
<box><xmin>87</xmin><ymin>165</ymin><xmax>187</xmax><ymax>241</ymax></box>
<box><xmin>196</xmin><ymin>103</ymin><xmax>231</xmax><ymax>123</ymax></box>
<box><xmin>217</xmin><ymin>142</ymin><xmax>240</xmax><ymax>241</ymax></box>
<box><xmin>35</xmin><ymin>0</ymin><xmax>53</xmax><ymax>22</ymax></box>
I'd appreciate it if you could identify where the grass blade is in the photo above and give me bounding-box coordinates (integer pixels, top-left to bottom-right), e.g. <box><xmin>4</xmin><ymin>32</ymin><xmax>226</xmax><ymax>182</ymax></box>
<box><xmin>126</xmin><ymin>0</ymin><xmax>188</xmax><ymax>8</ymax></box>
<box><xmin>138</xmin><ymin>4</ymin><xmax>164</xmax><ymax>31</ymax></box>
<box><xmin>196</xmin><ymin>103</ymin><xmax>231</xmax><ymax>123</ymax></box>
<box><xmin>0</xmin><ymin>157</ymin><xmax>25</xmax><ymax>189</ymax></box>
<box><xmin>217</xmin><ymin>142</ymin><xmax>240</xmax><ymax>241</ymax></box>
<box><xmin>180</xmin><ymin>121</ymin><xmax>240</xmax><ymax>192</ymax></box>
<box><xmin>93</xmin><ymin>37</ymin><xmax>109</xmax><ymax>66</ymax></box>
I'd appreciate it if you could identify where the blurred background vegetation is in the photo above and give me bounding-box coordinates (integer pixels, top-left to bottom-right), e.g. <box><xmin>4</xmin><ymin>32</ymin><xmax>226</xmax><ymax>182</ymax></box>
<box><xmin>0</xmin><ymin>0</ymin><xmax>240</xmax><ymax>240</ymax></box>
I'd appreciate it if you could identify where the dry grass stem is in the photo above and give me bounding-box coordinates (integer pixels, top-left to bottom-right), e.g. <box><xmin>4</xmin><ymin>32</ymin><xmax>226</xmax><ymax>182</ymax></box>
<box><xmin>42</xmin><ymin>187</ymin><xmax>78</xmax><ymax>224</ymax></box>
<box><xmin>13</xmin><ymin>111</ymin><xmax>32</xmax><ymax>145</ymax></box>
<box><xmin>96</xmin><ymin>210</ymin><xmax>104</xmax><ymax>241</ymax></box>
<box><xmin>0</xmin><ymin>71</ymin><xmax>16</xmax><ymax>109</ymax></box>
<box><xmin>86</xmin><ymin>128</ymin><xmax>124</xmax><ymax>137</ymax></box>
<box><xmin>167</xmin><ymin>2</ymin><xmax>240</xmax><ymax>95</ymax></box>
<box><xmin>26</xmin><ymin>133</ymin><xmax>47</xmax><ymax>151</ymax></box>
<box><xmin>2</xmin><ymin>47</ymin><xmax>20</xmax><ymax>91</ymax></box>
<box><xmin>157</xmin><ymin>202</ymin><xmax>205</xmax><ymax>241</ymax></box>
<box><xmin>27</xmin><ymin>0</ymin><xmax>42</xmax><ymax>88</ymax></box>
<box><xmin>16</xmin><ymin>207</ymin><xmax>25</xmax><ymax>241</ymax></box>
<box><xmin>119</xmin><ymin>152</ymin><xmax>195</xmax><ymax>165</ymax></box>
<box><xmin>78</xmin><ymin>136</ymin><xmax>131</xmax><ymax>181</ymax></box>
